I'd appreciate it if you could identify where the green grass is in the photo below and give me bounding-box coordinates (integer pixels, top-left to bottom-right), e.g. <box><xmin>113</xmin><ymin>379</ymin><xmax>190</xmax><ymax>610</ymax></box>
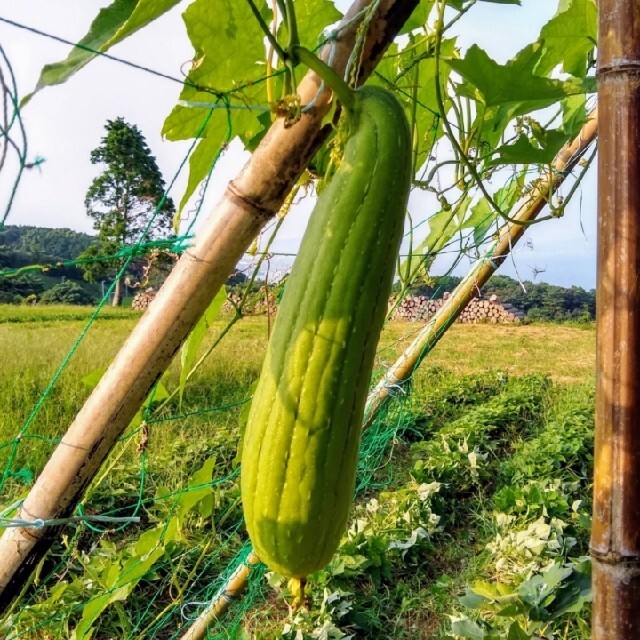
<box><xmin>0</xmin><ymin>306</ymin><xmax>595</xmax><ymax>639</ymax></box>
<box><xmin>0</xmin><ymin>303</ymin><xmax>139</xmax><ymax>323</ymax></box>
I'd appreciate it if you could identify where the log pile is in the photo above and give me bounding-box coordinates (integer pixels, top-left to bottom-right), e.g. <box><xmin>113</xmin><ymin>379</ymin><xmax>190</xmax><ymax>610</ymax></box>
<box><xmin>391</xmin><ymin>293</ymin><xmax>526</xmax><ymax>324</ymax></box>
<box><xmin>222</xmin><ymin>292</ymin><xmax>278</xmax><ymax>317</ymax></box>
<box><xmin>132</xmin><ymin>287</ymin><xmax>278</xmax><ymax>315</ymax></box>
<box><xmin>131</xmin><ymin>288</ymin><xmax>157</xmax><ymax>311</ymax></box>
<box><xmin>133</xmin><ymin>287</ymin><xmax>525</xmax><ymax>325</ymax></box>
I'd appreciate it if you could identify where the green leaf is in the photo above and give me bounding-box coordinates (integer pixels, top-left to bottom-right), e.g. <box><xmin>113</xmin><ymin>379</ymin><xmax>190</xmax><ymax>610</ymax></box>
<box><xmin>290</xmin><ymin>0</ymin><xmax>342</xmax><ymax>47</ymax></box>
<box><xmin>175</xmin><ymin>456</ymin><xmax>217</xmax><ymax>520</ymax></box>
<box><xmin>74</xmin><ymin>524</ymin><xmax>176</xmax><ymax>639</ymax></box>
<box><xmin>373</xmin><ymin>36</ymin><xmax>455</xmax><ymax>169</ymax></box>
<box><xmin>169</xmin><ymin>0</ymin><xmax>268</xmax><ymax>115</ymax></box>
<box><xmin>177</xmin><ymin>118</ymin><xmax>231</xmax><ymax>214</ymax></box>
<box><xmin>179</xmin><ymin>287</ymin><xmax>226</xmax><ymax>405</ymax></box>
<box><xmin>470</xmin><ymin>581</ymin><xmax>504</xmax><ymax>600</ymax></box>
<box><xmin>104</xmin><ymin>0</ymin><xmax>184</xmax><ymax>48</ymax></box>
<box><xmin>446</xmin><ymin>43</ymin><xmax>577</xmax><ymax>109</ymax></box>
<box><xmin>490</xmin><ymin>129</ymin><xmax>568</xmax><ymax>166</ymax></box>
<box><xmin>459</xmin><ymin>587</ymin><xmax>489</xmax><ymax>609</ymax></box>
<box><xmin>400</xmin><ymin>1</ymin><xmax>435</xmax><ymax>34</ymax></box>
<box><xmin>518</xmin><ymin>564</ymin><xmax>572</xmax><ymax>606</ymax></box>
<box><xmin>550</xmin><ymin>560</ymin><xmax>592</xmax><ymax>616</ymax></box>
<box><xmin>413</xmin><ymin>195</ymin><xmax>473</xmax><ymax>261</ymax></box>
<box><xmin>24</xmin><ymin>0</ymin><xmax>138</xmax><ymax>104</ymax></box>
<box><xmin>164</xmin><ymin>0</ymin><xmax>270</xmax><ymax>205</ymax></box>
<box><xmin>536</xmin><ymin>0</ymin><xmax>597</xmax><ymax>77</ymax></box>
<box><xmin>451</xmin><ymin>618</ymin><xmax>486</xmax><ymax>639</ymax></box>
<box><xmin>506</xmin><ymin>621</ymin><xmax>530</xmax><ymax>640</ymax></box>
<box><xmin>81</xmin><ymin>368</ymin><xmax>107</xmax><ymax>390</ymax></box>
<box><xmin>562</xmin><ymin>94</ymin><xmax>588</xmax><ymax>137</ymax></box>
<box><xmin>25</xmin><ymin>0</ymin><xmax>186</xmax><ymax>105</ymax></box>
<box><xmin>146</xmin><ymin>379</ymin><xmax>170</xmax><ymax>404</ymax></box>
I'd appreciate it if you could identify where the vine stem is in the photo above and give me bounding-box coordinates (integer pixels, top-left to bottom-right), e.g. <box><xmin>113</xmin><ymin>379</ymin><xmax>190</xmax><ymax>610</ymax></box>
<box><xmin>292</xmin><ymin>45</ymin><xmax>356</xmax><ymax>111</ymax></box>
<box><xmin>433</xmin><ymin>0</ymin><xmax>546</xmax><ymax>228</ymax></box>
<box><xmin>245</xmin><ymin>0</ymin><xmax>287</xmax><ymax>63</ymax></box>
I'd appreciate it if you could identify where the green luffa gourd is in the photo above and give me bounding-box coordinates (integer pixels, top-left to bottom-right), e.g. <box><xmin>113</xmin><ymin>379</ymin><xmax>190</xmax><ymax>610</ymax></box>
<box><xmin>241</xmin><ymin>85</ymin><xmax>412</xmax><ymax>579</ymax></box>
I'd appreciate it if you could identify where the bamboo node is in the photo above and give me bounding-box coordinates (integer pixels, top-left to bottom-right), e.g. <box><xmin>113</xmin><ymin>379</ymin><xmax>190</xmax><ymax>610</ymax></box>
<box><xmin>591</xmin><ymin>548</ymin><xmax>640</xmax><ymax>565</ymax></box>
<box><xmin>226</xmin><ymin>181</ymin><xmax>277</xmax><ymax>222</ymax></box>
<box><xmin>597</xmin><ymin>59</ymin><xmax>640</xmax><ymax>78</ymax></box>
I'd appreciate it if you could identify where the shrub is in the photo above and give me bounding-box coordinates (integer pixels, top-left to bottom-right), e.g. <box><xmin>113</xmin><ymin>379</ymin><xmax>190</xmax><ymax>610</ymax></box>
<box><xmin>40</xmin><ymin>281</ymin><xmax>95</xmax><ymax>305</ymax></box>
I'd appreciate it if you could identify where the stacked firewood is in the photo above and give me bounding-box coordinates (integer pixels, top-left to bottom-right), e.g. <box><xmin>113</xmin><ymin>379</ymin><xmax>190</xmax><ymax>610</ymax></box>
<box><xmin>131</xmin><ymin>288</ymin><xmax>157</xmax><ymax>310</ymax></box>
<box><xmin>132</xmin><ymin>288</ymin><xmax>278</xmax><ymax>315</ymax></box>
<box><xmin>222</xmin><ymin>292</ymin><xmax>278</xmax><ymax>317</ymax></box>
<box><xmin>133</xmin><ymin>288</ymin><xmax>524</xmax><ymax>324</ymax></box>
<box><xmin>391</xmin><ymin>293</ymin><xmax>526</xmax><ymax>324</ymax></box>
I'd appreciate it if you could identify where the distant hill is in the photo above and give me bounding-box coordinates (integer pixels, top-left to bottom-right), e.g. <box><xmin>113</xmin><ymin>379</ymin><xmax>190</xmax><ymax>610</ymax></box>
<box><xmin>0</xmin><ymin>225</ymin><xmax>95</xmax><ymax>267</ymax></box>
<box><xmin>0</xmin><ymin>226</ymin><xmax>597</xmax><ymax>319</ymax></box>
<box><xmin>0</xmin><ymin>225</ymin><xmax>98</xmax><ymax>304</ymax></box>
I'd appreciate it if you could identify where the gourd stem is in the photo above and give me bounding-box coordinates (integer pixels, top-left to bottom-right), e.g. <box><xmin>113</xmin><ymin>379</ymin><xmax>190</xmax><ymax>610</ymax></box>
<box><xmin>292</xmin><ymin>45</ymin><xmax>356</xmax><ymax>111</ymax></box>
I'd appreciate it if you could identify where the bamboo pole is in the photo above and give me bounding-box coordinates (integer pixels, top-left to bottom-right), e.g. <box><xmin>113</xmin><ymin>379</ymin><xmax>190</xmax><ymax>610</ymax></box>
<box><xmin>180</xmin><ymin>552</ymin><xmax>261</xmax><ymax>640</ymax></box>
<box><xmin>178</xmin><ymin>109</ymin><xmax>599</xmax><ymax>640</ymax></box>
<box><xmin>591</xmin><ymin>1</ymin><xmax>640</xmax><ymax>636</ymax></box>
<box><xmin>0</xmin><ymin>0</ymin><xmax>420</xmax><ymax>613</ymax></box>
<box><xmin>363</xmin><ymin>107</ymin><xmax>599</xmax><ymax>421</ymax></box>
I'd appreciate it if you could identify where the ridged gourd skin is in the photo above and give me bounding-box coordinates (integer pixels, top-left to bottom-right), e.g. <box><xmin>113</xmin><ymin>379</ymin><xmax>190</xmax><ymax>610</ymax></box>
<box><xmin>241</xmin><ymin>85</ymin><xmax>412</xmax><ymax>578</ymax></box>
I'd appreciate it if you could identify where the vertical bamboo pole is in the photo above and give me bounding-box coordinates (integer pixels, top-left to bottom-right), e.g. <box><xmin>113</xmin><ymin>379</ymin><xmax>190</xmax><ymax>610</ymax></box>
<box><xmin>0</xmin><ymin>0</ymin><xmax>420</xmax><ymax>613</ymax></box>
<box><xmin>591</xmin><ymin>2</ymin><xmax>640</xmax><ymax>637</ymax></box>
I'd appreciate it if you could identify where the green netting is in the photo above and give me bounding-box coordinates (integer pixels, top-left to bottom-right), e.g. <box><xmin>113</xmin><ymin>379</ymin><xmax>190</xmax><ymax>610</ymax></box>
<box><xmin>0</xmin><ymin>5</ymin><xmax>598</xmax><ymax>638</ymax></box>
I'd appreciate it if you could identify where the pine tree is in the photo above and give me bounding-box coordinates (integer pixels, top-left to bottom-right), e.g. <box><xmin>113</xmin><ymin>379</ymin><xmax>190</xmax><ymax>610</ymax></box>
<box><xmin>81</xmin><ymin>117</ymin><xmax>175</xmax><ymax>306</ymax></box>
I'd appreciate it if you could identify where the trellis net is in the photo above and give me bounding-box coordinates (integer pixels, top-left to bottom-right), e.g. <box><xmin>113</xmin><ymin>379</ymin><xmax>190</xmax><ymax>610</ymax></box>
<box><xmin>0</xmin><ymin>1</ymin><xmax>598</xmax><ymax>637</ymax></box>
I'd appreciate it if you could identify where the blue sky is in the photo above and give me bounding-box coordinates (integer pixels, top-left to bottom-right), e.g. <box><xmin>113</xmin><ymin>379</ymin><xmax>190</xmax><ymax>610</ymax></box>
<box><xmin>0</xmin><ymin>0</ymin><xmax>597</xmax><ymax>288</ymax></box>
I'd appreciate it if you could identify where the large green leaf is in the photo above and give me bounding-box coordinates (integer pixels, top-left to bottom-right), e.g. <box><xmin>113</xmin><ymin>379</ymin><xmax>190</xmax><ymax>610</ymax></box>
<box><xmin>562</xmin><ymin>94</ymin><xmax>588</xmax><ymax>136</ymax></box>
<box><xmin>177</xmin><ymin>122</ymin><xmax>230</xmax><ymax>213</ymax></box>
<box><xmin>166</xmin><ymin>0</ymin><xmax>268</xmax><ymax>117</ymax></box>
<box><xmin>24</xmin><ymin>0</ymin><xmax>184</xmax><ymax>105</ymax></box>
<box><xmin>506</xmin><ymin>621</ymin><xmax>530</xmax><ymax>640</ymax></box>
<box><xmin>490</xmin><ymin>129</ymin><xmax>568</xmax><ymax>166</ymax></box>
<box><xmin>465</xmin><ymin>170</ymin><xmax>526</xmax><ymax>246</ymax></box>
<box><xmin>24</xmin><ymin>0</ymin><xmax>137</xmax><ymax>104</ymax></box>
<box><xmin>163</xmin><ymin>0</ymin><xmax>271</xmax><ymax>207</ymax></box>
<box><xmin>446</xmin><ymin>43</ymin><xmax>576</xmax><ymax>109</ymax></box>
<box><xmin>450</xmin><ymin>618</ymin><xmax>486</xmax><ymax>639</ymax></box>
<box><xmin>536</xmin><ymin>0</ymin><xmax>597</xmax><ymax>77</ymax></box>
<box><xmin>290</xmin><ymin>0</ymin><xmax>342</xmax><ymax>48</ymax></box>
<box><xmin>104</xmin><ymin>0</ymin><xmax>184</xmax><ymax>48</ymax></box>
<box><xmin>400</xmin><ymin>0</ymin><xmax>436</xmax><ymax>34</ymax></box>
<box><xmin>73</xmin><ymin>520</ymin><xmax>179</xmax><ymax>639</ymax></box>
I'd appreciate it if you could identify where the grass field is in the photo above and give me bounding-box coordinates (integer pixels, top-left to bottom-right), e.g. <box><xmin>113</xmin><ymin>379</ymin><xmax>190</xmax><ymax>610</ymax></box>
<box><xmin>0</xmin><ymin>307</ymin><xmax>595</xmax><ymax>639</ymax></box>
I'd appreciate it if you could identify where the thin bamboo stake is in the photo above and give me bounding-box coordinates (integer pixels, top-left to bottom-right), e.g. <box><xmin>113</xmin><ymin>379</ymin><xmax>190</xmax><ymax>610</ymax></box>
<box><xmin>363</xmin><ymin>107</ymin><xmax>599</xmax><ymax>422</ymax></box>
<box><xmin>178</xmin><ymin>108</ymin><xmax>599</xmax><ymax>640</ymax></box>
<box><xmin>591</xmin><ymin>1</ymin><xmax>640</xmax><ymax>636</ymax></box>
<box><xmin>0</xmin><ymin>0</ymin><xmax>420</xmax><ymax>613</ymax></box>
<box><xmin>180</xmin><ymin>552</ymin><xmax>261</xmax><ymax>640</ymax></box>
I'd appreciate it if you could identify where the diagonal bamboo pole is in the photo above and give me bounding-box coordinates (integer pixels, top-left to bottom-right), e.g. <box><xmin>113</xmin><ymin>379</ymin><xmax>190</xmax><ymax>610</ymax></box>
<box><xmin>180</xmin><ymin>552</ymin><xmax>261</xmax><ymax>640</ymax></box>
<box><xmin>0</xmin><ymin>0</ymin><xmax>420</xmax><ymax>613</ymax></box>
<box><xmin>591</xmin><ymin>1</ymin><xmax>640</xmax><ymax>636</ymax></box>
<box><xmin>363</xmin><ymin>107</ymin><xmax>599</xmax><ymax>423</ymax></box>
<box><xmin>178</xmin><ymin>108</ymin><xmax>599</xmax><ymax>640</ymax></box>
